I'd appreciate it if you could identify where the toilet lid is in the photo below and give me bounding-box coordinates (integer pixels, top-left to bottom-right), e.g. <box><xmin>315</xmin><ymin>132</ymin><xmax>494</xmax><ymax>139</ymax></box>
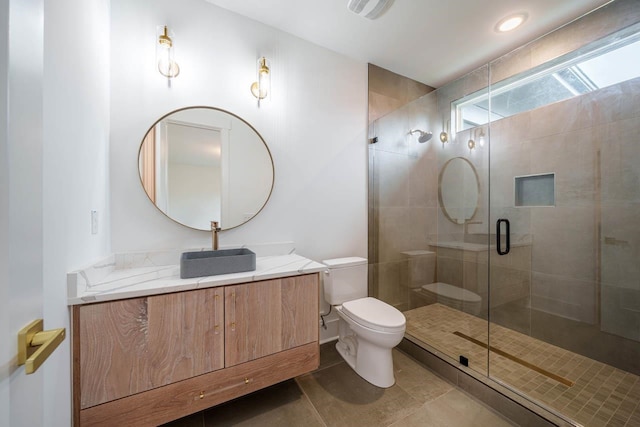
<box><xmin>341</xmin><ymin>297</ymin><xmax>406</xmax><ymax>332</ymax></box>
<box><xmin>421</xmin><ymin>282</ymin><xmax>481</xmax><ymax>303</ymax></box>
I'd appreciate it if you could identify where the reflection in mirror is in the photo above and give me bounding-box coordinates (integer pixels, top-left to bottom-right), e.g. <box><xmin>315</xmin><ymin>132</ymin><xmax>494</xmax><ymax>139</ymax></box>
<box><xmin>438</xmin><ymin>157</ymin><xmax>480</xmax><ymax>225</ymax></box>
<box><xmin>138</xmin><ymin>107</ymin><xmax>274</xmax><ymax>231</ymax></box>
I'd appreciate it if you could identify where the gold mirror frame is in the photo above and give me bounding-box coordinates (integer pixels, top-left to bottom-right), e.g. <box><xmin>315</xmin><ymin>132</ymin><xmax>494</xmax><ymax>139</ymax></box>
<box><xmin>138</xmin><ymin>106</ymin><xmax>275</xmax><ymax>231</ymax></box>
<box><xmin>437</xmin><ymin>156</ymin><xmax>480</xmax><ymax>225</ymax></box>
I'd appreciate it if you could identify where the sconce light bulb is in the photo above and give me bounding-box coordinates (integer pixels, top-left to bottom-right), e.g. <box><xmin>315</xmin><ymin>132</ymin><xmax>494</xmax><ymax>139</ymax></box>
<box><xmin>158</xmin><ymin>58</ymin><xmax>180</xmax><ymax>78</ymax></box>
<box><xmin>251</xmin><ymin>84</ymin><xmax>266</xmax><ymax>98</ymax></box>
<box><xmin>251</xmin><ymin>82</ymin><xmax>269</xmax><ymax>99</ymax></box>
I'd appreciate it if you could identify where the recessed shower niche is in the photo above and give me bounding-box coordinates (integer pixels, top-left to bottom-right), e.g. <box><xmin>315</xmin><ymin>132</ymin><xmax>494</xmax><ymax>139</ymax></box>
<box><xmin>514</xmin><ymin>173</ymin><xmax>555</xmax><ymax>207</ymax></box>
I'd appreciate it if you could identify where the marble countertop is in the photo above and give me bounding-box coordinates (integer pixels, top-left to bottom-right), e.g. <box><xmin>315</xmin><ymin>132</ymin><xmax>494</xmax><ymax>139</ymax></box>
<box><xmin>67</xmin><ymin>244</ymin><xmax>326</xmax><ymax>305</ymax></box>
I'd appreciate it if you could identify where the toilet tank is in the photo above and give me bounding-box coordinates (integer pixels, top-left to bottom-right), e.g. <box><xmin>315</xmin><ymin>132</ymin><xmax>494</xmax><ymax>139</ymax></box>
<box><xmin>401</xmin><ymin>250</ymin><xmax>436</xmax><ymax>289</ymax></box>
<box><xmin>322</xmin><ymin>257</ymin><xmax>368</xmax><ymax>305</ymax></box>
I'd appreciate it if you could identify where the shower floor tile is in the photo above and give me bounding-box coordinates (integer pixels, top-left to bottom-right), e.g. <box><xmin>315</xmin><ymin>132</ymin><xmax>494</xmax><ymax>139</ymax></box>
<box><xmin>405</xmin><ymin>303</ymin><xmax>640</xmax><ymax>427</ymax></box>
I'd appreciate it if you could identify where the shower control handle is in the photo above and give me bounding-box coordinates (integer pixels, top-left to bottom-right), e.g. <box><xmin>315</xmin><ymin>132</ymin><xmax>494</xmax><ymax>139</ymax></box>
<box><xmin>496</xmin><ymin>218</ymin><xmax>510</xmax><ymax>255</ymax></box>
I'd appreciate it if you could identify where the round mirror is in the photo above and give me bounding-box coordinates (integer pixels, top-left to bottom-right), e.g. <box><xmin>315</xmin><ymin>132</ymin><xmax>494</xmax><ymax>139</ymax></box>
<box><xmin>438</xmin><ymin>157</ymin><xmax>480</xmax><ymax>225</ymax></box>
<box><xmin>138</xmin><ymin>107</ymin><xmax>274</xmax><ymax>231</ymax></box>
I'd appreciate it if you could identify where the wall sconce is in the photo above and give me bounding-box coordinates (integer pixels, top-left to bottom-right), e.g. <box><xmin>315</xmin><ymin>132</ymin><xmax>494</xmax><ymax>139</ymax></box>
<box><xmin>250</xmin><ymin>57</ymin><xmax>271</xmax><ymax>104</ymax></box>
<box><xmin>157</xmin><ymin>25</ymin><xmax>180</xmax><ymax>78</ymax></box>
<box><xmin>439</xmin><ymin>131</ymin><xmax>449</xmax><ymax>144</ymax></box>
<box><xmin>477</xmin><ymin>128</ymin><xmax>485</xmax><ymax>147</ymax></box>
<box><xmin>439</xmin><ymin>118</ymin><xmax>450</xmax><ymax>147</ymax></box>
<box><xmin>467</xmin><ymin>126</ymin><xmax>486</xmax><ymax>151</ymax></box>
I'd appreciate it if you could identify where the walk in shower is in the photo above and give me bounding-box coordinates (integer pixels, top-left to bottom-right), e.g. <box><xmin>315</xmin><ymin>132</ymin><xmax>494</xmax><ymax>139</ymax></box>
<box><xmin>369</xmin><ymin>1</ymin><xmax>640</xmax><ymax>425</ymax></box>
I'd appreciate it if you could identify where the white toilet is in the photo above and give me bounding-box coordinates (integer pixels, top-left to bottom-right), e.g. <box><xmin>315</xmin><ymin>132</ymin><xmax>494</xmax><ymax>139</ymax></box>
<box><xmin>322</xmin><ymin>257</ymin><xmax>406</xmax><ymax>388</ymax></box>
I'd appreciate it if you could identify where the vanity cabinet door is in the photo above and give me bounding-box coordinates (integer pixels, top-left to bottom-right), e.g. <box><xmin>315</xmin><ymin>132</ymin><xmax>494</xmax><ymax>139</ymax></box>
<box><xmin>224</xmin><ymin>274</ymin><xmax>318</xmax><ymax>367</ymax></box>
<box><xmin>77</xmin><ymin>287</ymin><xmax>224</xmax><ymax>409</ymax></box>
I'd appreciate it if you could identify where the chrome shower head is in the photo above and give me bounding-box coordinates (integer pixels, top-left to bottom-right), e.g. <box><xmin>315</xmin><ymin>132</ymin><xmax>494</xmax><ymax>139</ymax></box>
<box><xmin>409</xmin><ymin>129</ymin><xmax>433</xmax><ymax>143</ymax></box>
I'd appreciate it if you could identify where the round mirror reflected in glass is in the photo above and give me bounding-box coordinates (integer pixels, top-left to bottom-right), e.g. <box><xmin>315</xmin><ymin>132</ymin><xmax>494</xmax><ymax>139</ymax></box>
<box><xmin>438</xmin><ymin>157</ymin><xmax>480</xmax><ymax>225</ymax></box>
<box><xmin>138</xmin><ymin>107</ymin><xmax>274</xmax><ymax>231</ymax></box>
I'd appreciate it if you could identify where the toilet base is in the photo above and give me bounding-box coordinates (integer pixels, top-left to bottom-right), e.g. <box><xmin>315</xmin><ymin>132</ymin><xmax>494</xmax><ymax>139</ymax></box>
<box><xmin>335</xmin><ymin>338</ymin><xmax>396</xmax><ymax>388</ymax></box>
<box><xmin>335</xmin><ymin>315</ymin><xmax>400</xmax><ymax>388</ymax></box>
<box><xmin>335</xmin><ymin>339</ymin><xmax>356</xmax><ymax>370</ymax></box>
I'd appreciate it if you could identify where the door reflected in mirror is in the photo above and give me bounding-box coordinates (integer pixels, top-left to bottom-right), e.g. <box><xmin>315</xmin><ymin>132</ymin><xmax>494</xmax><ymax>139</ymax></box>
<box><xmin>438</xmin><ymin>157</ymin><xmax>480</xmax><ymax>225</ymax></box>
<box><xmin>138</xmin><ymin>107</ymin><xmax>274</xmax><ymax>231</ymax></box>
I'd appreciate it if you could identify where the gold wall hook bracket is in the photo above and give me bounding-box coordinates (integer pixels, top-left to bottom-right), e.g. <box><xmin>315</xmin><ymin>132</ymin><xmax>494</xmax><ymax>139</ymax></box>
<box><xmin>18</xmin><ymin>319</ymin><xmax>66</xmax><ymax>375</ymax></box>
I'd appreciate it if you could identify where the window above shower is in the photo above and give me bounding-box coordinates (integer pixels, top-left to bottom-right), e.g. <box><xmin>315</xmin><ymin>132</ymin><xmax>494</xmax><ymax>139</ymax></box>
<box><xmin>453</xmin><ymin>23</ymin><xmax>640</xmax><ymax>132</ymax></box>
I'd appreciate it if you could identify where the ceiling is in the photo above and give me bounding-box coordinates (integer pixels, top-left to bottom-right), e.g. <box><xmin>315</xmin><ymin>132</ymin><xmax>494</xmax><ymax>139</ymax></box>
<box><xmin>204</xmin><ymin>0</ymin><xmax>612</xmax><ymax>87</ymax></box>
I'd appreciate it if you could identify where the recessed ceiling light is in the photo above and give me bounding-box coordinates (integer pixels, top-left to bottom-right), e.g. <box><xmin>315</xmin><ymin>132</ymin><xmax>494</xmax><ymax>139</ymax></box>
<box><xmin>495</xmin><ymin>12</ymin><xmax>528</xmax><ymax>32</ymax></box>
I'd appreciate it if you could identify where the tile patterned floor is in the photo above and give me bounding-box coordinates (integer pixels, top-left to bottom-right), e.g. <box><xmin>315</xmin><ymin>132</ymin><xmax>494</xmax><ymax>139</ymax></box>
<box><xmin>163</xmin><ymin>342</ymin><xmax>515</xmax><ymax>427</ymax></box>
<box><xmin>404</xmin><ymin>303</ymin><xmax>640</xmax><ymax>427</ymax></box>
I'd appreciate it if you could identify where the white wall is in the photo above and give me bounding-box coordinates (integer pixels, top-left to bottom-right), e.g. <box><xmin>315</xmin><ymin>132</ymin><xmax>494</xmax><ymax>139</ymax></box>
<box><xmin>0</xmin><ymin>3</ymin><xmax>110</xmax><ymax>423</ymax></box>
<box><xmin>2</xmin><ymin>0</ymin><xmax>45</xmax><ymax>425</ymax></box>
<box><xmin>110</xmin><ymin>0</ymin><xmax>368</xmax><ymax>262</ymax></box>
<box><xmin>0</xmin><ymin>0</ymin><xmax>11</xmax><ymax>423</ymax></box>
<box><xmin>42</xmin><ymin>0</ymin><xmax>111</xmax><ymax>425</ymax></box>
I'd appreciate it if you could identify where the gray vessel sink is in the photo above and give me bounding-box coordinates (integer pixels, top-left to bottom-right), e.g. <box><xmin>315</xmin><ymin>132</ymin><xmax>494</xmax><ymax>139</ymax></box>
<box><xmin>180</xmin><ymin>248</ymin><xmax>256</xmax><ymax>279</ymax></box>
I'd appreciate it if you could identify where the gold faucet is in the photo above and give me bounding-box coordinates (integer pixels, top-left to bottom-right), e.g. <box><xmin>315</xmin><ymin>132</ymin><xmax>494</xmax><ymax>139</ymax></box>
<box><xmin>211</xmin><ymin>221</ymin><xmax>221</xmax><ymax>250</ymax></box>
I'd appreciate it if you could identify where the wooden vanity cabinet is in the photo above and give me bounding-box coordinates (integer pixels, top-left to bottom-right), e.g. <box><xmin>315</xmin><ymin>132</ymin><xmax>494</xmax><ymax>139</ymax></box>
<box><xmin>75</xmin><ymin>287</ymin><xmax>225</xmax><ymax>410</ymax></box>
<box><xmin>225</xmin><ymin>275</ymin><xmax>319</xmax><ymax>366</ymax></box>
<box><xmin>72</xmin><ymin>273</ymin><xmax>319</xmax><ymax>427</ymax></box>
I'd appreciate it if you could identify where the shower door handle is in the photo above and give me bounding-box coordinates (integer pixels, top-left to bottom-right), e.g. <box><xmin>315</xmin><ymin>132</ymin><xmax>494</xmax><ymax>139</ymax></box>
<box><xmin>496</xmin><ymin>219</ymin><xmax>510</xmax><ymax>255</ymax></box>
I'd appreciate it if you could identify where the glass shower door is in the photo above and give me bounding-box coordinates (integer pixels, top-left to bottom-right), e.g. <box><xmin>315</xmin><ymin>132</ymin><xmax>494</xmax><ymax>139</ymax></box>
<box><xmin>403</xmin><ymin>65</ymin><xmax>491</xmax><ymax>378</ymax></box>
<box><xmin>487</xmin><ymin>28</ymin><xmax>640</xmax><ymax>426</ymax></box>
<box><xmin>369</xmin><ymin>65</ymin><xmax>492</xmax><ymax>379</ymax></box>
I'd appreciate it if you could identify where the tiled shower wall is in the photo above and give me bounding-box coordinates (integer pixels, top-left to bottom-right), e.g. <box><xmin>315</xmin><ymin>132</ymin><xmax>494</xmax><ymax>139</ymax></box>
<box><xmin>486</xmin><ymin>0</ymin><xmax>640</xmax><ymax>329</ymax></box>
<box><xmin>489</xmin><ymin>77</ymin><xmax>640</xmax><ymax>326</ymax></box>
<box><xmin>368</xmin><ymin>64</ymin><xmax>433</xmax><ymax>123</ymax></box>
<box><xmin>370</xmin><ymin>0</ymin><xmax>640</xmax><ymax>344</ymax></box>
<box><xmin>369</xmin><ymin>92</ymin><xmax>440</xmax><ymax>310</ymax></box>
<box><xmin>367</xmin><ymin>65</ymin><xmax>435</xmax><ymax>309</ymax></box>
<box><xmin>369</xmin><ymin>62</ymin><xmax>492</xmax><ymax>312</ymax></box>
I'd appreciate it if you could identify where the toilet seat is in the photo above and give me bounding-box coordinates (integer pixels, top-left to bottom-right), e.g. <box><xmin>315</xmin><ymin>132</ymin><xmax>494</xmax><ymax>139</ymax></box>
<box><xmin>341</xmin><ymin>297</ymin><xmax>406</xmax><ymax>333</ymax></box>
